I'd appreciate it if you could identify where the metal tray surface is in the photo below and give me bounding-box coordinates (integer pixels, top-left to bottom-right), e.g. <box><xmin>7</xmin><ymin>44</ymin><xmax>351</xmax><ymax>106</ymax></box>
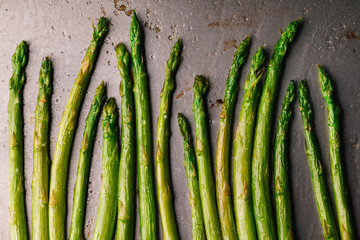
<box><xmin>0</xmin><ymin>0</ymin><xmax>359</xmax><ymax>239</ymax></box>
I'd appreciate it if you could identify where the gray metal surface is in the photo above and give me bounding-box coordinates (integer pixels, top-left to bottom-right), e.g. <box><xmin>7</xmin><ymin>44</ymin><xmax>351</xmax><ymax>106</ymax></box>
<box><xmin>0</xmin><ymin>0</ymin><xmax>359</xmax><ymax>239</ymax></box>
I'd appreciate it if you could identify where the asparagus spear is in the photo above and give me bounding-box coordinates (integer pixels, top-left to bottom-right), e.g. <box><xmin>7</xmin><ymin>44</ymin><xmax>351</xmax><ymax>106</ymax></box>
<box><xmin>274</xmin><ymin>80</ymin><xmax>296</xmax><ymax>240</ymax></box>
<box><xmin>32</xmin><ymin>57</ymin><xmax>52</xmax><ymax>240</ymax></box>
<box><xmin>298</xmin><ymin>80</ymin><xmax>339</xmax><ymax>240</ymax></box>
<box><xmin>93</xmin><ymin>98</ymin><xmax>120</xmax><ymax>240</ymax></box>
<box><xmin>317</xmin><ymin>65</ymin><xmax>355</xmax><ymax>240</ymax></box>
<box><xmin>215</xmin><ymin>36</ymin><xmax>250</xmax><ymax>240</ymax></box>
<box><xmin>193</xmin><ymin>75</ymin><xmax>222</xmax><ymax>240</ymax></box>
<box><xmin>233</xmin><ymin>47</ymin><xmax>266</xmax><ymax>240</ymax></box>
<box><xmin>8</xmin><ymin>41</ymin><xmax>29</xmax><ymax>240</ymax></box>
<box><xmin>48</xmin><ymin>17</ymin><xmax>109</xmax><ymax>240</ymax></box>
<box><xmin>251</xmin><ymin>19</ymin><xmax>300</xmax><ymax>240</ymax></box>
<box><xmin>178</xmin><ymin>114</ymin><xmax>206</xmax><ymax>240</ymax></box>
<box><xmin>156</xmin><ymin>39</ymin><xmax>182</xmax><ymax>240</ymax></box>
<box><xmin>115</xmin><ymin>43</ymin><xmax>136</xmax><ymax>240</ymax></box>
<box><xmin>130</xmin><ymin>11</ymin><xmax>156</xmax><ymax>239</ymax></box>
<box><xmin>69</xmin><ymin>82</ymin><xmax>106</xmax><ymax>240</ymax></box>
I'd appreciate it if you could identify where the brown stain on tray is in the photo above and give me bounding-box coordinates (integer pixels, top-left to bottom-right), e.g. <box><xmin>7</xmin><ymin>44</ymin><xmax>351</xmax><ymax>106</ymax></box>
<box><xmin>224</xmin><ymin>39</ymin><xmax>237</xmax><ymax>51</ymax></box>
<box><xmin>113</xmin><ymin>0</ymin><xmax>132</xmax><ymax>16</ymax></box>
<box><xmin>176</xmin><ymin>91</ymin><xmax>184</xmax><ymax>99</ymax></box>
<box><xmin>208</xmin><ymin>6</ymin><xmax>291</xmax><ymax>28</ymax></box>
<box><xmin>86</xmin><ymin>216</ymin><xmax>95</xmax><ymax>239</ymax></box>
<box><xmin>209</xmin><ymin>99</ymin><xmax>223</xmax><ymax>109</ymax></box>
<box><xmin>208</xmin><ymin>19</ymin><xmax>252</xmax><ymax>28</ymax></box>
<box><xmin>343</xmin><ymin>30</ymin><xmax>360</xmax><ymax>40</ymax></box>
<box><xmin>125</xmin><ymin>10</ymin><xmax>133</xmax><ymax>16</ymax></box>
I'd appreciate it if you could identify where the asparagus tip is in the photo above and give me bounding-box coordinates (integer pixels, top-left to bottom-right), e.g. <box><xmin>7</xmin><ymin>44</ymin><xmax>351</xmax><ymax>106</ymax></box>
<box><xmin>114</xmin><ymin>42</ymin><xmax>124</xmax><ymax>52</ymax></box>
<box><xmin>94</xmin><ymin>80</ymin><xmax>106</xmax><ymax>105</ymax></box>
<box><xmin>286</xmin><ymin>80</ymin><xmax>296</xmax><ymax>102</ymax></box>
<box><xmin>97</xmin><ymin>80</ymin><xmax>106</xmax><ymax>91</ymax></box>
<box><xmin>115</xmin><ymin>42</ymin><xmax>130</xmax><ymax>68</ymax></box>
<box><xmin>243</xmin><ymin>35</ymin><xmax>251</xmax><ymax>43</ymax></box>
<box><xmin>177</xmin><ymin>113</ymin><xmax>186</xmax><ymax>126</ymax></box>
<box><xmin>255</xmin><ymin>46</ymin><xmax>266</xmax><ymax>62</ymax></box>
<box><xmin>175</xmin><ymin>38</ymin><xmax>182</xmax><ymax>48</ymax></box>
<box><xmin>12</xmin><ymin>41</ymin><xmax>29</xmax><ymax>70</ymax></box>
<box><xmin>177</xmin><ymin>113</ymin><xmax>190</xmax><ymax>138</ymax></box>
<box><xmin>41</xmin><ymin>57</ymin><xmax>52</xmax><ymax>72</ymax></box>
<box><xmin>130</xmin><ymin>11</ymin><xmax>140</xmax><ymax>43</ymax></box>
<box><xmin>166</xmin><ymin>38</ymin><xmax>183</xmax><ymax>72</ymax></box>
<box><xmin>104</xmin><ymin>97</ymin><xmax>117</xmax><ymax>115</ymax></box>
<box><xmin>93</xmin><ymin>17</ymin><xmax>110</xmax><ymax>40</ymax></box>
<box><xmin>193</xmin><ymin>75</ymin><xmax>209</xmax><ymax>95</ymax></box>
<box><xmin>115</xmin><ymin>42</ymin><xmax>127</xmax><ymax>56</ymax></box>
<box><xmin>38</xmin><ymin>56</ymin><xmax>53</xmax><ymax>96</ymax></box>
<box><xmin>131</xmin><ymin>10</ymin><xmax>138</xmax><ymax>26</ymax></box>
<box><xmin>298</xmin><ymin>79</ymin><xmax>308</xmax><ymax>96</ymax></box>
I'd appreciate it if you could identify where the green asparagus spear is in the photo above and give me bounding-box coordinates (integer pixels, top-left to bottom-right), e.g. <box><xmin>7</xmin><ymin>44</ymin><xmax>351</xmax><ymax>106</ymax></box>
<box><xmin>318</xmin><ymin>65</ymin><xmax>355</xmax><ymax>240</ymax></box>
<box><xmin>93</xmin><ymin>98</ymin><xmax>120</xmax><ymax>240</ymax></box>
<box><xmin>130</xmin><ymin>11</ymin><xmax>156</xmax><ymax>239</ymax></box>
<box><xmin>178</xmin><ymin>114</ymin><xmax>206</xmax><ymax>240</ymax></box>
<box><xmin>193</xmin><ymin>75</ymin><xmax>222</xmax><ymax>240</ymax></box>
<box><xmin>156</xmin><ymin>39</ymin><xmax>182</xmax><ymax>240</ymax></box>
<box><xmin>251</xmin><ymin>19</ymin><xmax>300</xmax><ymax>240</ymax></box>
<box><xmin>115</xmin><ymin>43</ymin><xmax>136</xmax><ymax>240</ymax></box>
<box><xmin>215</xmin><ymin>36</ymin><xmax>250</xmax><ymax>240</ymax></box>
<box><xmin>274</xmin><ymin>80</ymin><xmax>296</xmax><ymax>240</ymax></box>
<box><xmin>298</xmin><ymin>80</ymin><xmax>339</xmax><ymax>240</ymax></box>
<box><xmin>48</xmin><ymin>17</ymin><xmax>109</xmax><ymax>240</ymax></box>
<box><xmin>233</xmin><ymin>47</ymin><xmax>266</xmax><ymax>240</ymax></box>
<box><xmin>8</xmin><ymin>41</ymin><xmax>29</xmax><ymax>240</ymax></box>
<box><xmin>69</xmin><ymin>82</ymin><xmax>106</xmax><ymax>240</ymax></box>
<box><xmin>32</xmin><ymin>57</ymin><xmax>52</xmax><ymax>240</ymax></box>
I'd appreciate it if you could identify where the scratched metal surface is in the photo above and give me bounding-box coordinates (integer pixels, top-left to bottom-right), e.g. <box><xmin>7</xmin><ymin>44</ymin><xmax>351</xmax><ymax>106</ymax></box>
<box><xmin>0</xmin><ymin>0</ymin><xmax>359</xmax><ymax>239</ymax></box>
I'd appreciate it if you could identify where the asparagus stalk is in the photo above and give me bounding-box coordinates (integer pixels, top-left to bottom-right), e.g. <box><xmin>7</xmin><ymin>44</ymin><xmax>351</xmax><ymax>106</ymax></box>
<box><xmin>32</xmin><ymin>57</ymin><xmax>52</xmax><ymax>240</ymax></box>
<box><xmin>298</xmin><ymin>80</ymin><xmax>339</xmax><ymax>240</ymax></box>
<box><xmin>48</xmin><ymin>17</ymin><xmax>109</xmax><ymax>240</ymax></box>
<box><xmin>251</xmin><ymin>19</ymin><xmax>300</xmax><ymax>240</ymax></box>
<box><xmin>156</xmin><ymin>39</ymin><xmax>182</xmax><ymax>240</ymax></box>
<box><xmin>115</xmin><ymin>43</ymin><xmax>136</xmax><ymax>240</ymax></box>
<box><xmin>93</xmin><ymin>98</ymin><xmax>120</xmax><ymax>240</ymax></box>
<box><xmin>130</xmin><ymin>11</ymin><xmax>156</xmax><ymax>239</ymax></box>
<box><xmin>178</xmin><ymin>114</ymin><xmax>206</xmax><ymax>240</ymax></box>
<box><xmin>193</xmin><ymin>75</ymin><xmax>222</xmax><ymax>240</ymax></box>
<box><xmin>317</xmin><ymin>65</ymin><xmax>355</xmax><ymax>240</ymax></box>
<box><xmin>69</xmin><ymin>82</ymin><xmax>106</xmax><ymax>240</ymax></box>
<box><xmin>233</xmin><ymin>47</ymin><xmax>266</xmax><ymax>240</ymax></box>
<box><xmin>215</xmin><ymin>36</ymin><xmax>250</xmax><ymax>240</ymax></box>
<box><xmin>274</xmin><ymin>80</ymin><xmax>296</xmax><ymax>240</ymax></box>
<box><xmin>8</xmin><ymin>41</ymin><xmax>29</xmax><ymax>240</ymax></box>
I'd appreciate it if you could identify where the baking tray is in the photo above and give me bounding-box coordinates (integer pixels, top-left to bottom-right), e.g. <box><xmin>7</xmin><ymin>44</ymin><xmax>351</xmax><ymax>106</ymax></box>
<box><xmin>0</xmin><ymin>0</ymin><xmax>359</xmax><ymax>239</ymax></box>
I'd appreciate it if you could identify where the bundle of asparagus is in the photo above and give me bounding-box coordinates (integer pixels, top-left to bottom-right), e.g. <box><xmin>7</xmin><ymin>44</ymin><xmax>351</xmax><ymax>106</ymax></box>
<box><xmin>6</xmin><ymin>10</ymin><xmax>356</xmax><ymax>240</ymax></box>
